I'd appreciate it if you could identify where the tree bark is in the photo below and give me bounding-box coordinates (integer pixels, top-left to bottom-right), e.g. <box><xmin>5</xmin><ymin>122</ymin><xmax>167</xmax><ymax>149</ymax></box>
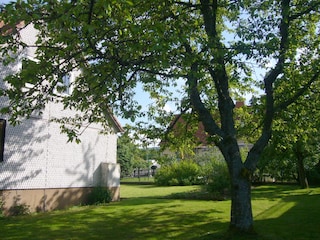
<box><xmin>224</xmin><ymin>148</ymin><xmax>254</xmax><ymax>233</ymax></box>
<box><xmin>294</xmin><ymin>141</ymin><xmax>309</xmax><ymax>189</ymax></box>
<box><xmin>297</xmin><ymin>153</ymin><xmax>309</xmax><ymax>189</ymax></box>
<box><xmin>230</xmin><ymin>175</ymin><xmax>253</xmax><ymax>232</ymax></box>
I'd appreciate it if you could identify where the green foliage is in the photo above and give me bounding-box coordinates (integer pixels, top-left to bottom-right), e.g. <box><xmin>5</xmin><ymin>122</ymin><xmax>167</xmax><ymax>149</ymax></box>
<box><xmin>258</xmin><ymin>83</ymin><xmax>320</xmax><ymax>185</ymax></box>
<box><xmin>155</xmin><ymin>160</ymin><xmax>200</xmax><ymax>186</ymax></box>
<box><xmin>87</xmin><ymin>186</ymin><xmax>113</xmax><ymax>205</ymax></box>
<box><xmin>307</xmin><ymin>161</ymin><xmax>320</xmax><ymax>185</ymax></box>
<box><xmin>307</xmin><ymin>168</ymin><xmax>320</xmax><ymax>185</ymax></box>
<box><xmin>192</xmin><ymin>149</ymin><xmax>230</xmax><ymax>196</ymax></box>
<box><xmin>155</xmin><ymin>148</ymin><xmax>230</xmax><ymax>194</ymax></box>
<box><xmin>139</xmin><ymin>147</ymin><xmax>161</xmax><ymax>162</ymax></box>
<box><xmin>162</xmin><ymin>114</ymin><xmax>203</xmax><ymax>160</ymax></box>
<box><xmin>9</xmin><ymin>204</ymin><xmax>30</xmax><ymax>216</ymax></box>
<box><xmin>202</xmin><ymin>160</ymin><xmax>230</xmax><ymax>196</ymax></box>
<box><xmin>0</xmin><ymin>199</ymin><xmax>4</xmax><ymax>218</ymax></box>
<box><xmin>117</xmin><ymin>128</ymin><xmax>148</xmax><ymax>177</ymax></box>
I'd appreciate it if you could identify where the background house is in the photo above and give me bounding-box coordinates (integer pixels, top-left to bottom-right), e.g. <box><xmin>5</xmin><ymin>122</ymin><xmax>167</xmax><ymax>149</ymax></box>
<box><xmin>161</xmin><ymin>101</ymin><xmax>250</xmax><ymax>158</ymax></box>
<box><xmin>0</xmin><ymin>22</ymin><xmax>123</xmax><ymax>215</ymax></box>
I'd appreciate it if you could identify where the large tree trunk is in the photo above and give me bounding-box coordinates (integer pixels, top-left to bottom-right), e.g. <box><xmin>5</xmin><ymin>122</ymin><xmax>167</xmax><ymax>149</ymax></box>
<box><xmin>230</xmin><ymin>176</ymin><xmax>253</xmax><ymax>232</ymax></box>
<box><xmin>226</xmin><ymin>153</ymin><xmax>254</xmax><ymax>233</ymax></box>
<box><xmin>295</xmin><ymin>142</ymin><xmax>309</xmax><ymax>189</ymax></box>
<box><xmin>297</xmin><ymin>154</ymin><xmax>309</xmax><ymax>189</ymax></box>
<box><xmin>221</xmin><ymin>142</ymin><xmax>255</xmax><ymax>233</ymax></box>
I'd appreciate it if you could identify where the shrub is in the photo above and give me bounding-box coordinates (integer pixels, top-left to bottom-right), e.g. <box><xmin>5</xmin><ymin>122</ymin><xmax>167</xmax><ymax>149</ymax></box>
<box><xmin>203</xmin><ymin>159</ymin><xmax>230</xmax><ymax>196</ymax></box>
<box><xmin>154</xmin><ymin>165</ymin><xmax>175</xmax><ymax>186</ymax></box>
<box><xmin>155</xmin><ymin>160</ymin><xmax>200</xmax><ymax>186</ymax></box>
<box><xmin>168</xmin><ymin>178</ymin><xmax>179</xmax><ymax>186</ymax></box>
<box><xmin>87</xmin><ymin>186</ymin><xmax>113</xmax><ymax>205</ymax></box>
<box><xmin>307</xmin><ymin>168</ymin><xmax>320</xmax><ymax>185</ymax></box>
<box><xmin>0</xmin><ymin>199</ymin><xmax>4</xmax><ymax>218</ymax></box>
<box><xmin>9</xmin><ymin>204</ymin><xmax>30</xmax><ymax>216</ymax></box>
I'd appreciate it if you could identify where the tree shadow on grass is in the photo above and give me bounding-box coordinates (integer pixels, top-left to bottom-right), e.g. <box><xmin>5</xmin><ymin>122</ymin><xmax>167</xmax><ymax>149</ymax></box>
<box><xmin>1</xmin><ymin>199</ymin><xmax>229</xmax><ymax>240</ymax></box>
<box><xmin>254</xmin><ymin>192</ymin><xmax>320</xmax><ymax>240</ymax></box>
<box><xmin>251</xmin><ymin>184</ymin><xmax>299</xmax><ymax>201</ymax></box>
<box><xmin>2</xmin><ymin>186</ymin><xmax>319</xmax><ymax>240</ymax></box>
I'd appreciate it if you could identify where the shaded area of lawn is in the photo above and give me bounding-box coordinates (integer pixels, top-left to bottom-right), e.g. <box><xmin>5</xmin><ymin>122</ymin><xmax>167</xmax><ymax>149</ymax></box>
<box><xmin>1</xmin><ymin>199</ymin><xmax>229</xmax><ymax>240</ymax></box>
<box><xmin>1</xmin><ymin>184</ymin><xmax>320</xmax><ymax>240</ymax></box>
<box><xmin>254</xmin><ymin>188</ymin><xmax>320</xmax><ymax>240</ymax></box>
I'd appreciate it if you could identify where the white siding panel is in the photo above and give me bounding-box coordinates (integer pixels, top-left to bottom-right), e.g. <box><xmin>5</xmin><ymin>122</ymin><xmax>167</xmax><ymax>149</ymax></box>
<box><xmin>0</xmin><ymin>119</ymin><xmax>48</xmax><ymax>190</ymax></box>
<box><xmin>47</xmin><ymin>121</ymin><xmax>95</xmax><ymax>188</ymax></box>
<box><xmin>0</xmin><ymin>114</ymin><xmax>119</xmax><ymax>190</ymax></box>
<box><xmin>20</xmin><ymin>23</ymin><xmax>38</xmax><ymax>58</ymax></box>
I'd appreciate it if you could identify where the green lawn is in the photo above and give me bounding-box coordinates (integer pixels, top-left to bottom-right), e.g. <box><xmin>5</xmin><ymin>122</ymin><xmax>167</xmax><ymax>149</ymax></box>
<box><xmin>1</xmin><ymin>184</ymin><xmax>319</xmax><ymax>240</ymax></box>
<box><xmin>121</xmin><ymin>177</ymin><xmax>155</xmax><ymax>183</ymax></box>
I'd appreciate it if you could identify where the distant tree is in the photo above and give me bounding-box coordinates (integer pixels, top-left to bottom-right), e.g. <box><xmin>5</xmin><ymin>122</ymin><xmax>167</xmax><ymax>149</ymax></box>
<box><xmin>117</xmin><ymin>128</ymin><xmax>143</xmax><ymax>177</ymax></box>
<box><xmin>139</xmin><ymin>147</ymin><xmax>160</xmax><ymax>162</ymax></box>
<box><xmin>131</xmin><ymin>155</ymin><xmax>149</xmax><ymax>178</ymax></box>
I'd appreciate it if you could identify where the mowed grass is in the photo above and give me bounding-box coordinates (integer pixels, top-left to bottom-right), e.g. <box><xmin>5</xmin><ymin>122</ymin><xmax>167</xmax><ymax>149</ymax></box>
<box><xmin>1</xmin><ymin>184</ymin><xmax>320</xmax><ymax>240</ymax></box>
<box><xmin>121</xmin><ymin>177</ymin><xmax>155</xmax><ymax>183</ymax></box>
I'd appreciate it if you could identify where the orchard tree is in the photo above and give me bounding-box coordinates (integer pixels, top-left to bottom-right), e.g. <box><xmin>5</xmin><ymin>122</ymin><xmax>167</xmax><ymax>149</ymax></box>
<box><xmin>117</xmin><ymin>128</ymin><xmax>141</xmax><ymax>178</ymax></box>
<box><xmin>1</xmin><ymin>0</ymin><xmax>320</xmax><ymax>233</ymax></box>
<box><xmin>117</xmin><ymin>127</ymin><xmax>152</xmax><ymax>178</ymax></box>
<box><xmin>258</xmin><ymin>83</ymin><xmax>320</xmax><ymax>188</ymax></box>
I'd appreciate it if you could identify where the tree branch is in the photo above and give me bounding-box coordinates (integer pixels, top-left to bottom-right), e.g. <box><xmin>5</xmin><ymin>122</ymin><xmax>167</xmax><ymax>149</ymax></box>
<box><xmin>200</xmin><ymin>0</ymin><xmax>235</xmax><ymax>138</ymax></box>
<box><xmin>275</xmin><ymin>70</ymin><xmax>320</xmax><ymax>112</ymax></box>
<box><xmin>87</xmin><ymin>0</ymin><xmax>95</xmax><ymax>24</ymax></box>
<box><xmin>174</xmin><ymin>1</ymin><xmax>201</xmax><ymax>8</ymax></box>
<box><xmin>245</xmin><ymin>0</ymin><xmax>291</xmax><ymax>170</ymax></box>
<box><xmin>136</xmin><ymin>68</ymin><xmax>184</xmax><ymax>79</ymax></box>
<box><xmin>187</xmin><ymin>62</ymin><xmax>225</xmax><ymax>139</ymax></box>
<box><xmin>289</xmin><ymin>1</ymin><xmax>320</xmax><ymax>21</ymax></box>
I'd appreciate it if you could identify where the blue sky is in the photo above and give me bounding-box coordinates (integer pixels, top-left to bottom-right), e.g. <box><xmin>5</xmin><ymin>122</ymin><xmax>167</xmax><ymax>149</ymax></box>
<box><xmin>0</xmin><ymin>0</ymin><xmax>12</xmax><ymax>5</ymax></box>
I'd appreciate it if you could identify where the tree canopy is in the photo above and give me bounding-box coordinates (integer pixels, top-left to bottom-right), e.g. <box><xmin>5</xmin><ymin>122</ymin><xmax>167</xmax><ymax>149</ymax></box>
<box><xmin>1</xmin><ymin>0</ymin><xmax>319</xmax><ymax>233</ymax></box>
<box><xmin>117</xmin><ymin>128</ymin><xmax>152</xmax><ymax>177</ymax></box>
<box><xmin>258</xmin><ymin>82</ymin><xmax>320</xmax><ymax>187</ymax></box>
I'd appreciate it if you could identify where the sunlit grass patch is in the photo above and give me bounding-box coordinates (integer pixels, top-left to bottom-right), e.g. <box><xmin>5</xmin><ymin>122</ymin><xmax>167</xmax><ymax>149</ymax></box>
<box><xmin>1</xmin><ymin>184</ymin><xmax>320</xmax><ymax>240</ymax></box>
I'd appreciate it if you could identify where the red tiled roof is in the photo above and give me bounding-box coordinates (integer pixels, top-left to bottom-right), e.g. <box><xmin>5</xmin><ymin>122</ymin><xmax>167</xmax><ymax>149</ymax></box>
<box><xmin>0</xmin><ymin>20</ymin><xmax>25</xmax><ymax>36</ymax></box>
<box><xmin>166</xmin><ymin>101</ymin><xmax>245</xmax><ymax>146</ymax></box>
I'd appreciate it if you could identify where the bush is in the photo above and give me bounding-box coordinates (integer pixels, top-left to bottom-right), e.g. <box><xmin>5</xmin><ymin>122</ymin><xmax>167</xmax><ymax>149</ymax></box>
<box><xmin>0</xmin><ymin>199</ymin><xmax>4</xmax><ymax>218</ymax></box>
<box><xmin>155</xmin><ymin>160</ymin><xmax>200</xmax><ymax>186</ymax></box>
<box><xmin>155</xmin><ymin>149</ymin><xmax>230</xmax><ymax>197</ymax></box>
<box><xmin>9</xmin><ymin>204</ymin><xmax>30</xmax><ymax>216</ymax></box>
<box><xmin>87</xmin><ymin>186</ymin><xmax>113</xmax><ymax>205</ymax></box>
<box><xmin>307</xmin><ymin>168</ymin><xmax>320</xmax><ymax>185</ymax></box>
<box><xmin>154</xmin><ymin>165</ymin><xmax>174</xmax><ymax>186</ymax></box>
<box><xmin>202</xmin><ymin>159</ymin><xmax>230</xmax><ymax>196</ymax></box>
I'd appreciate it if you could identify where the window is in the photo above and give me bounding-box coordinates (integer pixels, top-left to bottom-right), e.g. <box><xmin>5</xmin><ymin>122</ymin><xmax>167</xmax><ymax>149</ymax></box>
<box><xmin>62</xmin><ymin>74</ymin><xmax>71</xmax><ymax>95</ymax></box>
<box><xmin>22</xmin><ymin>57</ymin><xmax>73</xmax><ymax>95</ymax></box>
<box><xmin>0</xmin><ymin>119</ymin><xmax>6</xmax><ymax>162</ymax></box>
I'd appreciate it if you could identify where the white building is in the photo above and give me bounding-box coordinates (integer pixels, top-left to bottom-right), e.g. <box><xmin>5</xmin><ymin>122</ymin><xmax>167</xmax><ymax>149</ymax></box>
<box><xmin>0</xmin><ymin>22</ymin><xmax>123</xmax><ymax>215</ymax></box>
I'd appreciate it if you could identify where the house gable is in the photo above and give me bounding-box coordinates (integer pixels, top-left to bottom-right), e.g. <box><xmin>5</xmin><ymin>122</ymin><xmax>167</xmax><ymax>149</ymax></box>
<box><xmin>0</xmin><ymin>21</ymin><xmax>122</xmax><ymax>215</ymax></box>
